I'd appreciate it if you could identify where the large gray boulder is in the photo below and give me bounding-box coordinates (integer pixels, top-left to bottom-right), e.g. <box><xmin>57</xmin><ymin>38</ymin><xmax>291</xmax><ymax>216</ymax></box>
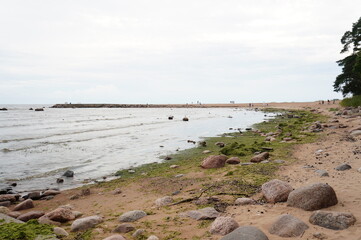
<box><xmin>309</xmin><ymin>211</ymin><xmax>356</xmax><ymax>230</ymax></box>
<box><xmin>221</xmin><ymin>226</ymin><xmax>269</xmax><ymax>240</ymax></box>
<box><xmin>210</xmin><ymin>217</ymin><xmax>239</xmax><ymax>235</ymax></box>
<box><xmin>201</xmin><ymin>155</ymin><xmax>227</xmax><ymax>169</ymax></box>
<box><xmin>118</xmin><ymin>210</ymin><xmax>147</xmax><ymax>222</ymax></box>
<box><xmin>71</xmin><ymin>215</ymin><xmax>103</xmax><ymax>232</ymax></box>
<box><xmin>269</xmin><ymin>214</ymin><xmax>309</xmax><ymax>237</ymax></box>
<box><xmin>261</xmin><ymin>179</ymin><xmax>293</xmax><ymax>203</ymax></box>
<box><xmin>184</xmin><ymin>207</ymin><xmax>220</xmax><ymax>220</ymax></box>
<box><xmin>287</xmin><ymin>183</ymin><xmax>338</xmax><ymax>211</ymax></box>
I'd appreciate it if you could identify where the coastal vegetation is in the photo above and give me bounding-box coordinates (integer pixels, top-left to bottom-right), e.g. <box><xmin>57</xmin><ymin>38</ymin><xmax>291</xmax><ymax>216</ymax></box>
<box><xmin>340</xmin><ymin>95</ymin><xmax>361</xmax><ymax>107</ymax></box>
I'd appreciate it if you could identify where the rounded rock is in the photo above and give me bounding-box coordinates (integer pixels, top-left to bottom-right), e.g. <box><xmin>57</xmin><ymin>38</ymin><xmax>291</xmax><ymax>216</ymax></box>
<box><xmin>269</xmin><ymin>214</ymin><xmax>309</xmax><ymax>237</ymax></box>
<box><xmin>261</xmin><ymin>179</ymin><xmax>293</xmax><ymax>203</ymax></box>
<box><xmin>210</xmin><ymin>217</ymin><xmax>239</xmax><ymax>235</ymax></box>
<box><xmin>201</xmin><ymin>155</ymin><xmax>227</xmax><ymax>169</ymax></box>
<box><xmin>118</xmin><ymin>210</ymin><xmax>147</xmax><ymax>222</ymax></box>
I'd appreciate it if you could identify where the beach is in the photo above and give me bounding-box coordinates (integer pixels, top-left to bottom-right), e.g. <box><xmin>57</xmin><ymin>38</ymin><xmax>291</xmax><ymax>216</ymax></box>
<box><xmin>1</xmin><ymin>101</ymin><xmax>361</xmax><ymax>240</ymax></box>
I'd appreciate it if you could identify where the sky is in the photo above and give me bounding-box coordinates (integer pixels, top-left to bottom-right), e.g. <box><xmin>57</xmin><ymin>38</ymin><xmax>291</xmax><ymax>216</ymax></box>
<box><xmin>1</xmin><ymin>0</ymin><xmax>360</xmax><ymax>104</ymax></box>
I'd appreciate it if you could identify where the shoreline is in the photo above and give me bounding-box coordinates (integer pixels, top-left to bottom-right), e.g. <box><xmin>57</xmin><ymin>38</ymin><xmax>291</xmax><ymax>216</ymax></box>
<box><xmin>3</xmin><ymin>101</ymin><xmax>361</xmax><ymax>240</ymax></box>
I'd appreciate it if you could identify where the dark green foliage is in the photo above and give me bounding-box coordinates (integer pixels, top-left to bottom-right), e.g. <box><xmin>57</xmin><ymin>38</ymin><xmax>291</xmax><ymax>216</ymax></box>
<box><xmin>0</xmin><ymin>220</ymin><xmax>54</xmax><ymax>240</ymax></box>
<box><xmin>340</xmin><ymin>95</ymin><xmax>361</xmax><ymax>107</ymax></box>
<box><xmin>334</xmin><ymin>17</ymin><xmax>361</xmax><ymax>96</ymax></box>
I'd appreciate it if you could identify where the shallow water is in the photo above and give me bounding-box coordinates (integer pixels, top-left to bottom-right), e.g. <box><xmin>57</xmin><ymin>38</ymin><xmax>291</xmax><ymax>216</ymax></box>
<box><xmin>0</xmin><ymin>105</ymin><xmax>271</xmax><ymax>192</ymax></box>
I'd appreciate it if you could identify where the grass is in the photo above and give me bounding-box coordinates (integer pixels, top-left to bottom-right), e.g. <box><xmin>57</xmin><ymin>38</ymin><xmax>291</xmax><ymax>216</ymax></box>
<box><xmin>0</xmin><ymin>220</ymin><xmax>54</xmax><ymax>240</ymax></box>
<box><xmin>340</xmin><ymin>95</ymin><xmax>361</xmax><ymax>107</ymax></box>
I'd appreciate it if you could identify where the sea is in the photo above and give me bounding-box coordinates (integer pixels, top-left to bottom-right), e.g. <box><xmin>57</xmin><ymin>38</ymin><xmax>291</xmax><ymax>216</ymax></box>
<box><xmin>0</xmin><ymin>105</ymin><xmax>272</xmax><ymax>193</ymax></box>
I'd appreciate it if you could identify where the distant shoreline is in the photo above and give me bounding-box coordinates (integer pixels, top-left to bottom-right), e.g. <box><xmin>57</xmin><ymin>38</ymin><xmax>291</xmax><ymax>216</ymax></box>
<box><xmin>51</xmin><ymin>103</ymin><xmax>250</xmax><ymax>108</ymax></box>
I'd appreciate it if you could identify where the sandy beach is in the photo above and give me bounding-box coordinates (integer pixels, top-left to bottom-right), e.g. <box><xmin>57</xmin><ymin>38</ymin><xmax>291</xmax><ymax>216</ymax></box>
<box><xmin>2</xmin><ymin>101</ymin><xmax>361</xmax><ymax>240</ymax></box>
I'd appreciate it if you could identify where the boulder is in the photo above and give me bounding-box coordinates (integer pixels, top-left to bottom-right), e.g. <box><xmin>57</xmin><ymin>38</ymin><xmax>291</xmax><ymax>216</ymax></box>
<box><xmin>155</xmin><ymin>196</ymin><xmax>173</xmax><ymax>207</ymax></box>
<box><xmin>119</xmin><ymin>210</ymin><xmax>147</xmax><ymax>222</ymax></box>
<box><xmin>63</xmin><ymin>170</ymin><xmax>74</xmax><ymax>177</ymax></box>
<box><xmin>44</xmin><ymin>208</ymin><xmax>76</xmax><ymax>223</ymax></box>
<box><xmin>13</xmin><ymin>199</ymin><xmax>34</xmax><ymax>211</ymax></box>
<box><xmin>53</xmin><ymin>227</ymin><xmax>69</xmax><ymax>237</ymax></box>
<box><xmin>71</xmin><ymin>215</ymin><xmax>103</xmax><ymax>232</ymax></box>
<box><xmin>210</xmin><ymin>217</ymin><xmax>239</xmax><ymax>235</ymax></box>
<box><xmin>0</xmin><ymin>194</ymin><xmax>18</xmax><ymax>202</ymax></box>
<box><xmin>261</xmin><ymin>179</ymin><xmax>293</xmax><ymax>203</ymax></box>
<box><xmin>8</xmin><ymin>211</ymin><xmax>21</xmax><ymax>218</ymax></box>
<box><xmin>38</xmin><ymin>216</ymin><xmax>61</xmax><ymax>226</ymax></box>
<box><xmin>102</xmin><ymin>234</ymin><xmax>126</xmax><ymax>240</ymax></box>
<box><xmin>315</xmin><ymin>170</ymin><xmax>329</xmax><ymax>177</ymax></box>
<box><xmin>17</xmin><ymin>211</ymin><xmax>45</xmax><ymax>222</ymax></box>
<box><xmin>26</xmin><ymin>191</ymin><xmax>42</xmax><ymax>200</ymax></box>
<box><xmin>287</xmin><ymin>183</ymin><xmax>338</xmax><ymax>211</ymax></box>
<box><xmin>42</xmin><ymin>190</ymin><xmax>61</xmax><ymax>196</ymax></box>
<box><xmin>309</xmin><ymin>211</ymin><xmax>356</xmax><ymax>230</ymax></box>
<box><xmin>335</xmin><ymin>164</ymin><xmax>351</xmax><ymax>171</ymax></box>
<box><xmin>251</xmin><ymin>152</ymin><xmax>269</xmax><ymax>163</ymax></box>
<box><xmin>221</xmin><ymin>226</ymin><xmax>269</xmax><ymax>240</ymax></box>
<box><xmin>112</xmin><ymin>223</ymin><xmax>135</xmax><ymax>233</ymax></box>
<box><xmin>201</xmin><ymin>155</ymin><xmax>227</xmax><ymax>169</ymax></box>
<box><xmin>234</xmin><ymin>198</ymin><xmax>256</xmax><ymax>206</ymax></box>
<box><xmin>226</xmin><ymin>157</ymin><xmax>241</xmax><ymax>165</ymax></box>
<box><xmin>269</xmin><ymin>214</ymin><xmax>309</xmax><ymax>237</ymax></box>
<box><xmin>184</xmin><ymin>207</ymin><xmax>220</xmax><ymax>220</ymax></box>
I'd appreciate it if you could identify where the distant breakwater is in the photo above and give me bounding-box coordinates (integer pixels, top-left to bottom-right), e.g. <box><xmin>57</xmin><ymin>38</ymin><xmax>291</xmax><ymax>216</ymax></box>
<box><xmin>51</xmin><ymin>103</ymin><xmax>248</xmax><ymax>108</ymax></box>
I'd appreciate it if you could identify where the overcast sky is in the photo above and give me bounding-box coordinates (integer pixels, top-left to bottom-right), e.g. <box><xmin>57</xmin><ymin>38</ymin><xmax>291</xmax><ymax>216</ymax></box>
<box><xmin>1</xmin><ymin>0</ymin><xmax>360</xmax><ymax>104</ymax></box>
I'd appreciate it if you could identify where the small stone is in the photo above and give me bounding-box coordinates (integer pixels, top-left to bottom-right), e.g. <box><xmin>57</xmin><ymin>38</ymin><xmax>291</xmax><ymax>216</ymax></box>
<box><xmin>309</xmin><ymin>211</ymin><xmax>356</xmax><ymax>230</ymax></box>
<box><xmin>215</xmin><ymin>142</ymin><xmax>225</xmax><ymax>147</ymax></box>
<box><xmin>335</xmin><ymin>164</ymin><xmax>351</xmax><ymax>171</ymax></box>
<box><xmin>72</xmin><ymin>211</ymin><xmax>83</xmax><ymax>218</ymax></box>
<box><xmin>315</xmin><ymin>169</ymin><xmax>329</xmax><ymax>177</ymax></box>
<box><xmin>132</xmin><ymin>229</ymin><xmax>145</xmax><ymax>238</ymax></box>
<box><xmin>119</xmin><ymin>210</ymin><xmax>147</xmax><ymax>222</ymax></box>
<box><xmin>170</xmin><ymin>165</ymin><xmax>179</xmax><ymax>169</ymax></box>
<box><xmin>13</xmin><ymin>199</ymin><xmax>34</xmax><ymax>211</ymax></box>
<box><xmin>174</xmin><ymin>174</ymin><xmax>184</xmax><ymax>178</ymax></box>
<box><xmin>234</xmin><ymin>198</ymin><xmax>256</xmax><ymax>206</ymax></box>
<box><xmin>112</xmin><ymin>223</ymin><xmax>135</xmax><ymax>233</ymax></box>
<box><xmin>240</xmin><ymin>162</ymin><xmax>254</xmax><ymax>165</ymax></box>
<box><xmin>112</xmin><ymin>188</ymin><xmax>122</xmax><ymax>195</ymax></box>
<box><xmin>17</xmin><ymin>211</ymin><xmax>45</xmax><ymax>222</ymax></box>
<box><xmin>210</xmin><ymin>217</ymin><xmax>239</xmax><ymax>235</ymax></box>
<box><xmin>42</xmin><ymin>190</ymin><xmax>61</xmax><ymax>196</ymax></box>
<box><xmin>226</xmin><ymin>157</ymin><xmax>241</xmax><ymax>164</ymax></box>
<box><xmin>56</xmin><ymin>178</ymin><xmax>64</xmax><ymax>184</ymax></box>
<box><xmin>251</xmin><ymin>152</ymin><xmax>269</xmax><ymax>163</ymax></box>
<box><xmin>269</xmin><ymin>214</ymin><xmax>309</xmax><ymax>237</ymax></box>
<box><xmin>350</xmin><ymin>130</ymin><xmax>361</xmax><ymax>137</ymax></box>
<box><xmin>53</xmin><ymin>227</ymin><xmax>69</xmax><ymax>237</ymax></box>
<box><xmin>102</xmin><ymin>234</ymin><xmax>126</xmax><ymax>240</ymax></box>
<box><xmin>147</xmin><ymin>236</ymin><xmax>159</xmax><ymax>240</ymax></box>
<box><xmin>221</xmin><ymin>226</ymin><xmax>269</xmax><ymax>240</ymax></box>
<box><xmin>155</xmin><ymin>196</ymin><xmax>173</xmax><ymax>207</ymax></box>
<box><xmin>202</xmin><ymin>150</ymin><xmax>212</xmax><ymax>154</ymax></box>
<box><xmin>81</xmin><ymin>188</ymin><xmax>91</xmax><ymax>196</ymax></box>
<box><xmin>71</xmin><ymin>215</ymin><xmax>103</xmax><ymax>232</ymax></box>
<box><xmin>69</xmin><ymin>194</ymin><xmax>80</xmax><ymax>200</ymax></box>
<box><xmin>358</xmin><ymin>167</ymin><xmax>361</xmax><ymax>173</ymax></box>
<box><xmin>184</xmin><ymin>207</ymin><xmax>220</xmax><ymax>220</ymax></box>
<box><xmin>273</xmin><ymin>160</ymin><xmax>285</xmax><ymax>164</ymax></box>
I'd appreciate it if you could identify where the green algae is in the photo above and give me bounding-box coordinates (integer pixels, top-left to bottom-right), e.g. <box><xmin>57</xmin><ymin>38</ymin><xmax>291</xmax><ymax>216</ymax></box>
<box><xmin>0</xmin><ymin>220</ymin><xmax>54</xmax><ymax>240</ymax></box>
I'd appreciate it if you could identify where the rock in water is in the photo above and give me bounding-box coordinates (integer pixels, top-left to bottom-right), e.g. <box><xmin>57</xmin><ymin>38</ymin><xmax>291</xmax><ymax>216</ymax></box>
<box><xmin>210</xmin><ymin>217</ymin><xmax>239</xmax><ymax>235</ymax></box>
<box><xmin>118</xmin><ymin>210</ymin><xmax>147</xmax><ymax>222</ymax></box>
<box><xmin>287</xmin><ymin>183</ymin><xmax>338</xmax><ymax>211</ymax></box>
<box><xmin>251</xmin><ymin>152</ymin><xmax>269</xmax><ymax>163</ymax></box>
<box><xmin>335</xmin><ymin>164</ymin><xmax>352</xmax><ymax>171</ymax></box>
<box><xmin>269</xmin><ymin>214</ymin><xmax>309</xmax><ymax>237</ymax></box>
<box><xmin>63</xmin><ymin>170</ymin><xmax>74</xmax><ymax>177</ymax></box>
<box><xmin>71</xmin><ymin>215</ymin><xmax>103</xmax><ymax>232</ymax></box>
<box><xmin>13</xmin><ymin>199</ymin><xmax>34</xmax><ymax>211</ymax></box>
<box><xmin>221</xmin><ymin>226</ymin><xmax>269</xmax><ymax>240</ymax></box>
<box><xmin>261</xmin><ymin>179</ymin><xmax>293</xmax><ymax>203</ymax></box>
<box><xmin>201</xmin><ymin>155</ymin><xmax>227</xmax><ymax>169</ymax></box>
<box><xmin>309</xmin><ymin>211</ymin><xmax>356</xmax><ymax>230</ymax></box>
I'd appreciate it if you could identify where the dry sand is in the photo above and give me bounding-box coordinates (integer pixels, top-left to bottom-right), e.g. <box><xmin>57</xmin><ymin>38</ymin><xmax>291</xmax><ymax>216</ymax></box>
<box><xmin>11</xmin><ymin>101</ymin><xmax>361</xmax><ymax>240</ymax></box>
